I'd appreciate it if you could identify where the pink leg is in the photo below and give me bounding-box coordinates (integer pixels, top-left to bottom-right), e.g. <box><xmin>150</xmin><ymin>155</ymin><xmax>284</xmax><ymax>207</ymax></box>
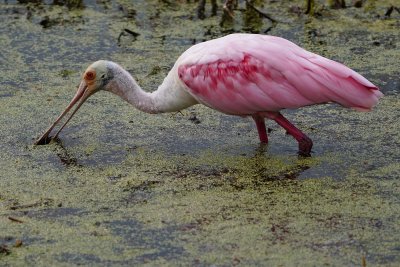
<box><xmin>252</xmin><ymin>115</ymin><xmax>268</xmax><ymax>144</ymax></box>
<box><xmin>273</xmin><ymin>113</ymin><xmax>313</xmax><ymax>156</ymax></box>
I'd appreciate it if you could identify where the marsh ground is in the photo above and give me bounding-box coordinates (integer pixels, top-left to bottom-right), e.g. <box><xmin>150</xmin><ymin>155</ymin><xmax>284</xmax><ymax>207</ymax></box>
<box><xmin>0</xmin><ymin>0</ymin><xmax>399</xmax><ymax>266</ymax></box>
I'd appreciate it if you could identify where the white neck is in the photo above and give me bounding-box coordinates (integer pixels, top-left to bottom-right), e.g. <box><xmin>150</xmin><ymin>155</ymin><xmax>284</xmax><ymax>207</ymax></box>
<box><xmin>105</xmin><ymin>63</ymin><xmax>197</xmax><ymax>114</ymax></box>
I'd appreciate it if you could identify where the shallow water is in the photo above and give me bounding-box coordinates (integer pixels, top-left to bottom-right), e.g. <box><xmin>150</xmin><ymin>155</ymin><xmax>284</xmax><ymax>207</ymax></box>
<box><xmin>0</xmin><ymin>0</ymin><xmax>399</xmax><ymax>266</ymax></box>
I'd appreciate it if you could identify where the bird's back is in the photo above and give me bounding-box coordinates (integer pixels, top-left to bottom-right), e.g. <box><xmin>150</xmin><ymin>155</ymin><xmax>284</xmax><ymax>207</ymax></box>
<box><xmin>176</xmin><ymin>34</ymin><xmax>382</xmax><ymax>115</ymax></box>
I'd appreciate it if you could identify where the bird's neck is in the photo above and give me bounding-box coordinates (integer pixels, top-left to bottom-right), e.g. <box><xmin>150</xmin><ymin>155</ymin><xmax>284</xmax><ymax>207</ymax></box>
<box><xmin>106</xmin><ymin>67</ymin><xmax>161</xmax><ymax>114</ymax></box>
<box><xmin>106</xmin><ymin>64</ymin><xmax>197</xmax><ymax>114</ymax></box>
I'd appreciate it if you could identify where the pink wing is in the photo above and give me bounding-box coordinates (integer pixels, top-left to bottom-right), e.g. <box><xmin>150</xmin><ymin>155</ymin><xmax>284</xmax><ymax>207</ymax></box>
<box><xmin>177</xmin><ymin>34</ymin><xmax>382</xmax><ymax>115</ymax></box>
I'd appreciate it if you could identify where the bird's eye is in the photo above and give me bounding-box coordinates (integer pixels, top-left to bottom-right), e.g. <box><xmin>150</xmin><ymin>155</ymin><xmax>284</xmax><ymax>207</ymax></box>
<box><xmin>85</xmin><ymin>70</ymin><xmax>96</xmax><ymax>80</ymax></box>
<box><xmin>101</xmin><ymin>74</ymin><xmax>106</xmax><ymax>79</ymax></box>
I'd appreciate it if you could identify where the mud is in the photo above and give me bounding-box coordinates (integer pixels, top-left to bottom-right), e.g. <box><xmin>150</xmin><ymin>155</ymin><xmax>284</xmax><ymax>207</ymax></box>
<box><xmin>0</xmin><ymin>0</ymin><xmax>399</xmax><ymax>266</ymax></box>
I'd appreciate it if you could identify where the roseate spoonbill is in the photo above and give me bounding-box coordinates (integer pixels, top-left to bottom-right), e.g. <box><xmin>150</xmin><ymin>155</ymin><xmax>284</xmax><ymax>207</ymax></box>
<box><xmin>35</xmin><ymin>34</ymin><xmax>382</xmax><ymax>156</ymax></box>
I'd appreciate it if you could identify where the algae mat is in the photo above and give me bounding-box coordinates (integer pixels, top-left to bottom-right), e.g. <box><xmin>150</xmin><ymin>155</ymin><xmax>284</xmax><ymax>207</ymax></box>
<box><xmin>1</xmin><ymin>0</ymin><xmax>399</xmax><ymax>266</ymax></box>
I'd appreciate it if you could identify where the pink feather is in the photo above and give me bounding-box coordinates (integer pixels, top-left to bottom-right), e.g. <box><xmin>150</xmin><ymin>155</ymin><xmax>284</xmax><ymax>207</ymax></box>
<box><xmin>177</xmin><ymin>34</ymin><xmax>382</xmax><ymax>115</ymax></box>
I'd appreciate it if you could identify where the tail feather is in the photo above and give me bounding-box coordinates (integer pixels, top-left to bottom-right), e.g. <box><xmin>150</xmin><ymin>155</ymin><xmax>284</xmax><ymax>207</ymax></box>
<box><xmin>309</xmin><ymin>56</ymin><xmax>377</xmax><ymax>88</ymax></box>
<box><xmin>344</xmin><ymin>75</ymin><xmax>383</xmax><ymax>110</ymax></box>
<box><xmin>307</xmin><ymin>56</ymin><xmax>383</xmax><ymax>110</ymax></box>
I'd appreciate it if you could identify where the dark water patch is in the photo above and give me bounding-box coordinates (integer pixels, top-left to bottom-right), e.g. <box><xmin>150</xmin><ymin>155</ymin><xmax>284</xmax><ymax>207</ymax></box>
<box><xmin>369</xmin><ymin>74</ymin><xmax>400</xmax><ymax>94</ymax></box>
<box><xmin>159</xmin><ymin>137</ymin><xmax>225</xmax><ymax>156</ymax></box>
<box><xmin>77</xmin><ymin>149</ymin><xmax>128</xmax><ymax>167</ymax></box>
<box><xmin>1</xmin><ymin>235</ymin><xmax>53</xmax><ymax>247</ymax></box>
<box><xmin>106</xmin><ymin>219</ymin><xmax>187</xmax><ymax>263</ymax></box>
<box><xmin>366</xmin><ymin>253</ymin><xmax>400</xmax><ymax>266</ymax></box>
<box><xmin>298</xmin><ymin>160</ymin><xmax>345</xmax><ymax>179</ymax></box>
<box><xmin>0</xmin><ymin>237</ymin><xmax>15</xmax><ymax>244</ymax></box>
<box><xmin>0</xmin><ymin>92</ymin><xmax>14</xmax><ymax>98</ymax></box>
<box><xmin>6</xmin><ymin>208</ymin><xmax>87</xmax><ymax>228</ymax></box>
<box><xmin>55</xmin><ymin>253</ymin><xmax>106</xmax><ymax>265</ymax></box>
<box><xmin>121</xmin><ymin>180</ymin><xmax>161</xmax><ymax>205</ymax></box>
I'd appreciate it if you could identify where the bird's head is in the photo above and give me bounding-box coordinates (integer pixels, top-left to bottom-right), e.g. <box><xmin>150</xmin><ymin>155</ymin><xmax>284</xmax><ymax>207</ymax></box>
<box><xmin>82</xmin><ymin>60</ymin><xmax>115</xmax><ymax>93</ymax></box>
<box><xmin>34</xmin><ymin>60</ymin><xmax>115</xmax><ymax>145</ymax></box>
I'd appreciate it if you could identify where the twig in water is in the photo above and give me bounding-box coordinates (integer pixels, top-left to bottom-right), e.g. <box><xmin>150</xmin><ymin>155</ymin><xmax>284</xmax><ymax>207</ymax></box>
<box><xmin>8</xmin><ymin>216</ymin><xmax>24</xmax><ymax>223</ymax></box>
<box><xmin>9</xmin><ymin>198</ymin><xmax>54</xmax><ymax>210</ymax></box>
<box><xmin>223</xmin><ymin>0</ymin><xmax>237</xmax><ymax>19</ymax></box>
<box><xmin>118</xmin><ymin>29</ymin><xmax>140</xmax><ymax>44</ymax></box>
<box><xmin>385</xmin><ymin>6</ymin><xmax>400</xmax><ymax>18</ymax></box>
<box><xmin>245</xmin><ymin>0</ymin><xmax>276</xmax><ymax>23</ymax></box>
<box><xmin>15</xmin><ymin>240</ymin><xmax>23</xmax><ymax>248</ymax></box>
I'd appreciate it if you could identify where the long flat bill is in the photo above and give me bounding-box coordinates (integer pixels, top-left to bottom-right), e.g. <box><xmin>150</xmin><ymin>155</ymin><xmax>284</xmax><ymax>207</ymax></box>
<box><xmin>34</xmin><ymin>81</ymin><xmax>91</xmax><ymax>145</ymax></box>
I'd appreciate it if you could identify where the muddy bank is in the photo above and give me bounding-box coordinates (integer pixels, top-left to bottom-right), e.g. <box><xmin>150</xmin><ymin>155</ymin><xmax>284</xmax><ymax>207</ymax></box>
<box><xmin>0</xmin><ymin>0</ymin><xmax>399</xmax><ymax>265</ymax></box>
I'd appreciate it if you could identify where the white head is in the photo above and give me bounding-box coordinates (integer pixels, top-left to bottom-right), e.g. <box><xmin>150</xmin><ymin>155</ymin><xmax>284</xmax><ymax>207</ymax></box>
<box><xmin>81</xmin><ymin>60</ymin><xmax>117</xmax><ymax>93</ymax></box>
<box><xmin>34</xmin><ymin>60</ymin><xmax>119</xmax><ymax>145</ymax></box>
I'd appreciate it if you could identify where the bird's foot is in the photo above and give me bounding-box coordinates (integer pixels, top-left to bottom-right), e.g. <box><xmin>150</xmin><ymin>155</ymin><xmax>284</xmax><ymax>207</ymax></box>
<box><xmin>298</xmin><ymin>137</ymin><xmax>313</xmax><ymax>157</ymax></box>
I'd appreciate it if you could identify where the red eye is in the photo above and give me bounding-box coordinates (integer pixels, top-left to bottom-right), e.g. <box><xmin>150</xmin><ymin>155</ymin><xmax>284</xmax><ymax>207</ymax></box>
<box><xmin>85</xmin><ymin>70</ymin><xmax>96</xmax><ymax>80</ymax></box>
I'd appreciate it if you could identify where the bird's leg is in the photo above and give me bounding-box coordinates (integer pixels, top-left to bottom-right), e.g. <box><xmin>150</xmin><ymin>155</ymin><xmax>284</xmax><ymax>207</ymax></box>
<box><xmin>252</xmin><ymin>115</ymin><xmax>268</xmax><ymax>144</ymax></box>
<box><xmin>272</xmin><ymin>113</ymin><xmax>313</xmax><ymax>156</ymax></box>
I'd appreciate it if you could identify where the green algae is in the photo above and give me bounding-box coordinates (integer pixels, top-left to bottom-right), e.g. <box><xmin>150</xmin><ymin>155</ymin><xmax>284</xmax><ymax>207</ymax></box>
<box><xmin>1</xmin><ymin>0</ymin><xmax>399</xmax><ymax>266</ymax></box>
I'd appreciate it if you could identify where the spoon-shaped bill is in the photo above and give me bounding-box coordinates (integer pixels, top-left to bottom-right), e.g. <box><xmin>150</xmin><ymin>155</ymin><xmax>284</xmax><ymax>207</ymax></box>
<box><xmin>34</xmin><ymin>81</ymin><xmax>93</xmax><ymax>145</ymax></box>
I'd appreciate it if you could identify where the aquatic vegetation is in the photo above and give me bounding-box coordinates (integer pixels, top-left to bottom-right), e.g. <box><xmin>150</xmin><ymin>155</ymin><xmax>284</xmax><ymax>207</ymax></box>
<box><xmin>0</xmin><ymin>0</ymin><xmax>399</xmax><ymax>265</ymax></box>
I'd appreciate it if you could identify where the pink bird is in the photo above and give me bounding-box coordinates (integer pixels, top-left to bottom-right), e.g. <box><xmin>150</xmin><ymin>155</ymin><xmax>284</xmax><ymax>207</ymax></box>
<box><xmin>35</xmin><ymin>34</ymin><xmax>382</xmax><ymax>156</ymax></box>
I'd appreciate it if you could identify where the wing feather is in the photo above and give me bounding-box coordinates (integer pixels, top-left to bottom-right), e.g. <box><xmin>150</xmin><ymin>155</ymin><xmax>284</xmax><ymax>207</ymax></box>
<box><xmin>176</xmin><ymin>34</ymin><xmax>381</xmax><ymax>114</ymax></box>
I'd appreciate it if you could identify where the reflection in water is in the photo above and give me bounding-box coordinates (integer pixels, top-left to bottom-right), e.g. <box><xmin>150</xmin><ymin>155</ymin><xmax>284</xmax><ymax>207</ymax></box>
<box><xmin>219</xmin><ymin>0</ymin><xmax>277</xmax><ymax>33</ymax></box>
<box><xmin>52</xmin><ymin>137</ymin><xmax>81</xmax><ymax>167</ymax></box>
<box><xmin>219</xmin><ymin>0</ymin><xmax>236</xmax><ymax>28</ymax></box>
<box><xmin>245</xmin><ymin>143</ymin><xmax>310</xmax><ymax>182</ymax></box>
<box><xmin>162</xmin><ymin>143</ymin><xmax>312</xmax><ymax>192</ymax></box>
<box><xmin>243</xmin><ymin>0</ymin><xmax>263</xmax><ymax>32</ymax></box>
<box><xmin>197</xmin><ymin>0</ymin><xmax>218</xmax><ymax>20</ymax></box>
<box><xmin>117</xmin><ymin>28</ymin><xmax>140</xmax><ymax>45</ymax></box>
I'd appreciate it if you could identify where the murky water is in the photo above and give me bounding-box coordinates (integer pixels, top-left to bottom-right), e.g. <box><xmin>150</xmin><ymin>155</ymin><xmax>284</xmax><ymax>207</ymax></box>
<box><xmin>1</xmin><ymin>0</ymin><xmax>399</xmax><ymax>266</ymax></box>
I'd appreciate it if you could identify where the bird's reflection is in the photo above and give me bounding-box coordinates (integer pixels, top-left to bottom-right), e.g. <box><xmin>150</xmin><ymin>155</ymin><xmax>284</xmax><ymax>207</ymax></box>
<box><xmin>244</xmin><ymin>144</ymin><xmax>310</xmax><ymax>182</ymax></box>
<box><xmin>169</xmin><ymin>144</ymin><xmax>312</xmax><ymax>192</ymax></box>
<box><xmin>52</xmin><ymin>137</ymin><xmax>81</xmax><ymax>167</ymax></box>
